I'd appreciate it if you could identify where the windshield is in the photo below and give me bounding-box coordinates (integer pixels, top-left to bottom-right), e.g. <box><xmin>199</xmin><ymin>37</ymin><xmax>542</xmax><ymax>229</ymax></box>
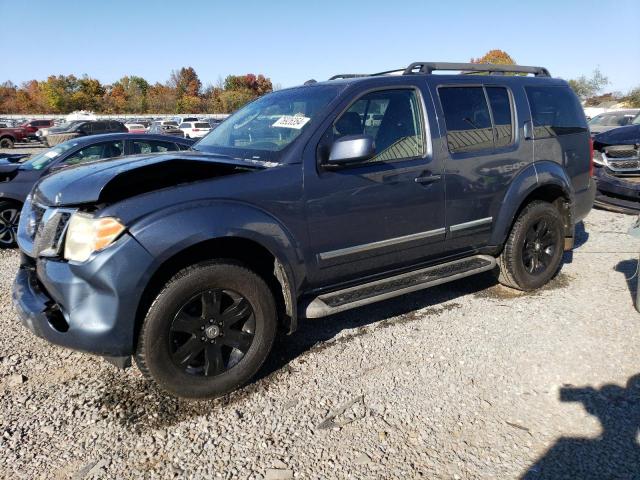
<box><xmin>193</xmin><ymin>85</ymin><xmax>341</xmax><ymax>162</ymax></box>
<box><xmin>633</xmin><ymin>114</ymin><xmax>640</xmax><ymax>125</ymax></box>
<box><xmin>55</xmin><ymin>121</ymin><xmax>82</xmax><ymax>130</ymax></box>
<box><xmin>21</xmin><ymin>140</ymin><xmax>79</xmax><ymax>170</ymax></box>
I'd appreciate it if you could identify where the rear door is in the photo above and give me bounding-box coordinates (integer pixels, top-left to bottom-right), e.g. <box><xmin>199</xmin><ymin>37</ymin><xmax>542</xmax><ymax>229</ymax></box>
<box><xmin>303</xmin><ymin>84</ymin><xmax>446</xmax><ymax>287</ymax></box>
<box><xmin>429</xmin><ymin>79</ymin><xmax>533</xmax><ymax>249</ymax></box>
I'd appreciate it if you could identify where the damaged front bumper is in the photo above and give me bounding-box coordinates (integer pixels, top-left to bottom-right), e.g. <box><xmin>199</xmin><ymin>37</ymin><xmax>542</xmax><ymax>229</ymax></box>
<box><xmin>12</xmin><ymin>233</ymin><xmax>155</xmax><ymax>364</ymax></box>
<box><xmin>593</xmin><ymin>166</ymin><xmax>640</xmax><ymax>214</ymax></box>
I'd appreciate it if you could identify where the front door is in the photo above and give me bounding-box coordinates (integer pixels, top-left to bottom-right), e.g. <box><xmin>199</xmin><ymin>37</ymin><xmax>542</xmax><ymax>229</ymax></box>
<box><xmin>303</xmin><ymin>85</ymin><xmax>446</xmax><ymax>288</ymax></box>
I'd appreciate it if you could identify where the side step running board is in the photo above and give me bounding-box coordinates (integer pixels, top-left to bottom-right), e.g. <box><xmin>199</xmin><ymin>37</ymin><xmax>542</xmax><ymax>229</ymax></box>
<box><xmin>303</xmin><ymin>255</ymin><xmax>496</xmax><ymax>318</ymax></box>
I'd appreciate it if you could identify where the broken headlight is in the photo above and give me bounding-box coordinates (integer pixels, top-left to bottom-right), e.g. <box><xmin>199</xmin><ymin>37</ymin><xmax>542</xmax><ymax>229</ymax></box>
<box><xmin>593</xmin><ymin>150</ymin><xmax>605</xmax><ymax>166</ymax></box>
<box><xmin>64</xmin><ymin>213</ymin><xmax>125</xmax><ymax>262</ymax></box>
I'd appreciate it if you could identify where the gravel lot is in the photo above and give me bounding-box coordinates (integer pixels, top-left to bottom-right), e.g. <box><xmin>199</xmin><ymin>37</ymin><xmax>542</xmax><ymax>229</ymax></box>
<box><xmin>0</xmin><ymin>145</ymin><xmax>639</xmax><ymax>479</ymax></box>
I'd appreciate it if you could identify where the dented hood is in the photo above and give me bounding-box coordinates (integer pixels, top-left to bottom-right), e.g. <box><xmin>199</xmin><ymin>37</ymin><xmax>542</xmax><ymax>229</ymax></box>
<box><xmin>34</xmin><ymin>151</ymin><xmax>267</xmax><ymax>207</ymax></box>
<box><xmin>594</xmin><ymin>125</ymin><xmax>640</xmax><ymax>146</ymax></box>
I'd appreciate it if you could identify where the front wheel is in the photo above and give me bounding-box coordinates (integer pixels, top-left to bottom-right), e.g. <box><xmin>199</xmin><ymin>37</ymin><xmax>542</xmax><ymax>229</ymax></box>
<box><xmin>0</xmin><ymin>201</ymin><xmax>21</xmax><ymax>248</ymax></box>
<box><xmin>135</xmin><ymin>261</ymin><xmax>277</xmax><ymax>399</ymax></box>
<box><xmin>497</xmin><ymin>201</ymin><xmax>565</xmax><ymax>291</ymax></box>
<box><xmin>0</xmin><ymin>137</ymin><xmax>14</xmax><ymax>149</ymax></box>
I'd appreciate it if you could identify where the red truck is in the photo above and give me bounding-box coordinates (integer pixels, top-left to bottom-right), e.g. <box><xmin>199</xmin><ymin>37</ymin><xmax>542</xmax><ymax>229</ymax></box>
<box><xmin>18</xmin><ymin>119</ymin><xmax>54</xmax><ymax>139</ymax></box>
<box><xmin>0</xmin><ymin>127</ymin><xmax>29</xmax><ymax>148</ymax></box>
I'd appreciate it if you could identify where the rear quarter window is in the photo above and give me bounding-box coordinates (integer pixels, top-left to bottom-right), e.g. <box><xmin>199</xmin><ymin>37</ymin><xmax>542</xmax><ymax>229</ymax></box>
<box><xmin>525</xmin><ymin>86</ymin><xmax>586</xmax><ymax>138</ymax></box>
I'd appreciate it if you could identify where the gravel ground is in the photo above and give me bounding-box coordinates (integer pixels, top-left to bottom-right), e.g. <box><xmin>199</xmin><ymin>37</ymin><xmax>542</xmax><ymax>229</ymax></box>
<box><xmin>0</xmin><ymin>151</ymin><xmax>639</xmax><ymax>478</ymax></box>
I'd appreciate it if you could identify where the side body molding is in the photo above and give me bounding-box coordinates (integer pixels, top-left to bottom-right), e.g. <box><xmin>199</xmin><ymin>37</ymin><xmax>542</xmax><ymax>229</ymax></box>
<box><xmin>489</xmin><ymin>160</ymin><xmax>574</xmax><ymax>247</ymax></box>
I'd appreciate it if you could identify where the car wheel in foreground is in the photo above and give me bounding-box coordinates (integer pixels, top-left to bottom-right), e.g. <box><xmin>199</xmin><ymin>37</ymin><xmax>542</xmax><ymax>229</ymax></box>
<box><xmin>0</xmin><ymin>201</ymin><xmax>21</xmax><ymax>248</ymax></box>
<box><xmin>135</xmin><ymin>260</ymin><xmax>277</xmax><ymax>399</ymax></box>
<box><xmin>0</xmin><ymin>137</ymin><xmax>14</xmax><ymax>148</ymax></box>
<box><xmin>497</xmin><ymin>201</ymin><xmax>564</xmax><ymax>291</ymax></box>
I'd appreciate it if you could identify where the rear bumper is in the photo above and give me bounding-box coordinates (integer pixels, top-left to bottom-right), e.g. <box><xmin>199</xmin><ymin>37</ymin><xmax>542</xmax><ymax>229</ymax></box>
<box><xmin>12</xmin><ymin>234</ymin><xmax>155</xmax><ymax>357</ymax></box>
<box><xmin>573</xmin><ymin>177</ymin><xmax>596</xmax><ymax>222</ymax></box>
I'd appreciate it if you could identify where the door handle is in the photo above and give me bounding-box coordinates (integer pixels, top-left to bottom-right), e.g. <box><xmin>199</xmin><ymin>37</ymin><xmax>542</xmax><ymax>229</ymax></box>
<box><xmin>414</xmin><ymin>174</ymin><xmax>442</xmax><ymax>184</ymax></box>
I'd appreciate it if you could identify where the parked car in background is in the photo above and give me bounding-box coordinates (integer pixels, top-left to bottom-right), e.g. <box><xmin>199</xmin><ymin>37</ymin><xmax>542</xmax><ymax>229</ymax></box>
<box><xmin>17</xmin><ymin>120</ymin><xmax>54</xmax><ymax>140</ymax></box>
<box><xmin>148</xmin><ymin>124</ymin><xmax>186</xmax><ymax>137</ymax></box>
<box><xmin>207</xmin><ymin>118</ymin><xmax>224</xmax><ymax>129</ymax></box>
<box><xmin>0</xmin><ymin>133</ymin><xmax>193</xmax><ymax>247</ymax></box>
<box><xmin>588</xmin><ymin>109</ymin><xmax>639</xmax><ymax>136</ymax></box>
<box><xmin>38</xmin><ymin>120</ymin><xmax>128</xmax><ymax>146</ymax></box>
<box><xmin>174</xmin><ymin>116</ymin><xmax>199</xmax><ymax>126</ymax></box>
<box><xmin>0</xmin><ymin>125</ymin><xmax>29</xmax><ymax>148</ymax></box>
<box><xmin>592</xmin><ymin>116</ymin><xmax>640</xmax><ymax>213</ymax></box>
<box><xmin>125</xmin><ymin>123</ymin><xmax>148</xmax><ymax>133</ymax></box>
<box><xmin>179</xmin><ymin>121</ymin><xmax>211</xmax><ymax>138</ymax></box>
<box><xmin>12</xmin><ymin>62</ymin><xmax>595</xmax><ymax>399</ymax></box>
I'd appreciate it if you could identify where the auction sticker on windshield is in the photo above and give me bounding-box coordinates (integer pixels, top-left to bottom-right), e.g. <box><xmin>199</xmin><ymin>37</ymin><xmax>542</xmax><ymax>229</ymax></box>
<box><xmin>272</xmin><ymin>114</ymin><xmax>310</xmax><ymax>130</ymax></box>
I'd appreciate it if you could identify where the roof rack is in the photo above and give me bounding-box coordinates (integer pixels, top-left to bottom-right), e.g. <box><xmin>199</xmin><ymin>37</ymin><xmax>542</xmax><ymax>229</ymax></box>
<box><xmin>328</xmin><ymin>74</ymin><xmax>370</xmax><ymax>80</ymax></box>
<box><xmin>328</xmin><ymin>62</ymin><xmax>551</xmax><ymax>81</ymax></box>
<box><xmin>403</xmin><ymin>62</ymin><xmax>551</xmax><ymax>77</ymax></box>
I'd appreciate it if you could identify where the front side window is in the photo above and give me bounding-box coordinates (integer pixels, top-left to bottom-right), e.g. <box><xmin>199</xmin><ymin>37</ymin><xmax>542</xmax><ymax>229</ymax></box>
<box><xmin>525</xmin><ymin>86</ymin><xmax>587</xmax><ymax>138</ymax></box>
<box><xmin>63</xmin><ymin>141</ymin><xmax>124</xmax><ymax>166</ymax></box>
<box><xmin>329</xmin><ymin>89</ymin><xmax>425</xmax><ymax>163</ymax></box>
<box><xmin>194</xmin><ymin>85</ymin><xmax>341</xmax><ymax>162</ymax></box>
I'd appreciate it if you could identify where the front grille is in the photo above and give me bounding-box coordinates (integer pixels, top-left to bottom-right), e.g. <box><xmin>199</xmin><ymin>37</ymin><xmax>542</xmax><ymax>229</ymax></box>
<box><xmin>605</xmin><ymin>147</ymin><xmax>638</xmax><ymax>159</ymax></box>
<box><xmin>602</xmin><ymin>145</ymin><xmax>640</xmax><ymax>174</ymax></box>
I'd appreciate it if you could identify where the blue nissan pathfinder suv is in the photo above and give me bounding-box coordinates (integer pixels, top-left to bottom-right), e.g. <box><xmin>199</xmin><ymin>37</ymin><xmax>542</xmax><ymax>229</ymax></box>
<box><xmin>13</xmin><ymin>62</ymin><xmax>595</xmax><ymax>399</ymax></box>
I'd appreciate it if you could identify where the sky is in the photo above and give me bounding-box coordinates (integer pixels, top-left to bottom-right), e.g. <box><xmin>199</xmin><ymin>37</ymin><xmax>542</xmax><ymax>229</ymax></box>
<box><xmin>1</xmin><ymin>0</ymin><xmax>639</xmax><ymax>93</ymax></box>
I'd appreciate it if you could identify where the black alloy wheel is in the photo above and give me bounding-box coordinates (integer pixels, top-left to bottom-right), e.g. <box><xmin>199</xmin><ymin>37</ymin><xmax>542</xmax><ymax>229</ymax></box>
<box><xmin>0</xmin><ymin>204</ymin><xmax>20</xmax><ymax>248</ymax></box>
<box><xmin>169</xmin><ymin>289</ymin><xmax>255</xmax><ymax>377</ymax></box>
<box><xmin>521</xmin><ymin>218</ymin><xmax>558</xmax><ymax>275</ymax></box>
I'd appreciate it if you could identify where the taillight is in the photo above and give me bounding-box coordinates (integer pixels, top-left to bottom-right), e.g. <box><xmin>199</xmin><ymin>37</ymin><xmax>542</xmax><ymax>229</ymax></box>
<box><xmin>589</xmin><ymin>137</ymin><xmax>594</xmax><ymax>176</ymax></box>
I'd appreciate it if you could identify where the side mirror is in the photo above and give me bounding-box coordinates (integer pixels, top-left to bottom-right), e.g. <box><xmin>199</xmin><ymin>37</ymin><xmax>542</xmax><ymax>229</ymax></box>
<box><xmin>48</xmin><ymin>163</ymin><xmax>67</xmax><ymax>173</ymax></box>
<box><xmin>326</xmin><ymin>135</ymin><xmax>375</xmax><ymax>167</ymax></box>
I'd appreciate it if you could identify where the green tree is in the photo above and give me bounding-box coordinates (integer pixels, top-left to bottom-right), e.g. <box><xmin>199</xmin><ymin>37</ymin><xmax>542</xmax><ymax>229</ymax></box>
<box><xmin>568</xmin><ymin>68</ymin><xmax>609</xmax><ymax>101</ymax></box>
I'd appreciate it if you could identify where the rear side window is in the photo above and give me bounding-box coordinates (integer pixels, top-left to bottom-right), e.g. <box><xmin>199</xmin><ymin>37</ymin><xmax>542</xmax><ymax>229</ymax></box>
<box><xmin>486</xmin><ymin>87</ymin><xmax>514</xmax><ymax>148</ymax></box>
<box><xmin>439</xmin><ymin>87</ymin><xmax>493</xmax><ymax>153</ymax></box>
<box><xmin>179</xmin><ymin>123</ymin><xmax>189</xmax><ymax>128</ymax></box>
<box><xmin>525</xmin><ymin>86</ymin><xmax>586</xmax><ymax>138</ymax></box>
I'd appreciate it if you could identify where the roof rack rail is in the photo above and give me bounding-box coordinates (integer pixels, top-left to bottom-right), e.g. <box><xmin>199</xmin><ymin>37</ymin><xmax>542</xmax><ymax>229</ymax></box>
<box><xmin>403</xmin><ymin>62</ymin><xmax>551</xmax><ymax>77</ymax></box>
<box><xmin>328</xmin><ymin>74</ymin><xmax>370</xmax><ymax>80</ymax></box>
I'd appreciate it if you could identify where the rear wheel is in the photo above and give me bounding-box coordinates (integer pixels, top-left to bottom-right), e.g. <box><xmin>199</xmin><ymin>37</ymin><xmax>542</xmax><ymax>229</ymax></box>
<box><xmin>497</xmin><ymin>201</ymin><xmax>565</xmax><ymax>291</ymax></box>
<box><xmin>0</xmin><ymin>137</ymin><xmax>14</xmax><ymax>149</ymax></box>
<box><xmin>0</xmin><ymin>201</ymin><xmax>21</xmax><ymax>248</ymax></box>
<box><xmin>135</xmin><ymin>260</ymin><xmax>277</xmax><ymax>399</ymax></box>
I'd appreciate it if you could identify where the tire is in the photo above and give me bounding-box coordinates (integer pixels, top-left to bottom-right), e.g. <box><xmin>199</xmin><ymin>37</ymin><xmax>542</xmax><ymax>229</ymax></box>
<box><xmin>0</xmin><ymin>201</ymin><xmax>21</xmax><ymax>248</ymax></box>
<box><xmin>0</xmin><ymin>137</ymin><xmax>14</xmax><ymax>149</ymax></box>
<box><xmin>497</xmin><ymin>201</ymin><xmax>565</xmax><ymax>291</ymax></box>
<box><xmin>135</xmin><ymin>260</ymin><xmax>278</xmax><ymax>399</ymax></box>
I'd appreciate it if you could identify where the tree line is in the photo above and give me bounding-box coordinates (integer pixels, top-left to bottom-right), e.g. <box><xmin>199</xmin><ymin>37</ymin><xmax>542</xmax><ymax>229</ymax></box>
<box><xmin>0</xmin><ymin>67</ymin><xmax>274</xmax><ymax>115</ymax></box>
<box><xmin>472</xmin><ymin>50</ymin><xmax>640</xmax><ymax>108</ymax></box>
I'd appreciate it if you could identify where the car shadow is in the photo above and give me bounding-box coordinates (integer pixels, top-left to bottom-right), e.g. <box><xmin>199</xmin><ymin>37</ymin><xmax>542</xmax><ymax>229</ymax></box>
<box><xmin>94</xmin><ymin>271</ymin><xmax>502</xmax><ymax>432</ymax></box>
<box><xmin>563</xmin><ymin>221</ymin><xmax>589</xmax><ymax>264</ymax></box>
<box><xmin>521</xmin><ymin>374</ymin><xmax>640</xmax><ymax>479</ymax></box>
<box><xmin>614</xmin><ymin>258</ymin><xmax>638</xmax><ymax>309</ymax></box>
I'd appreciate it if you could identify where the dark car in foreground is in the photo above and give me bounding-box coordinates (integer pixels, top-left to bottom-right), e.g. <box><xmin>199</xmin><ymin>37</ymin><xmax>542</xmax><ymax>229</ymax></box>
<box><xmin>38</xmin><ymin>120</ymin><xmax>128</xmax><ymax>147</ymax></box>
<box><xmin>13</xmin><ymin>62</ymin><xmax>595</xmax><ymax>399</ymax></box>
<box><xmin>592</xmin><ymin>119</ymin><xmax>640</xmax><ymax>213</ymax></box>
<box><xmin>0</xmin><ymin>133</ymin><xmax>193</xmax><ymax>246</ymax></box>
